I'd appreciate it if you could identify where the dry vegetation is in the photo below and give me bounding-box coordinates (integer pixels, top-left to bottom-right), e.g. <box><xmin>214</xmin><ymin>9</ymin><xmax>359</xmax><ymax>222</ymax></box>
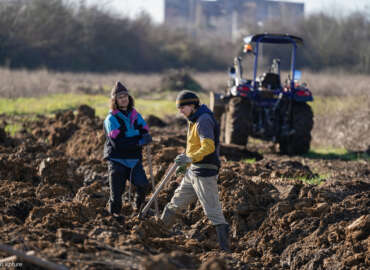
<box><xmin>0</xmin><ymin>68</ymin><xmax>162</xmax><ymax>98</ymax></box>
<box><xmin>301</xmin><ymin>71</ymin><xmax>370</xmax><ymax>151</ymax></box>
<box><xmin>303</xmin><ymin>71</ymin><xmax>370</xmax><ymax>97</ymax></box>
<box><xmin>1</xmin><ymin>68</ymin><xmax>368</xmax><ymax>98</ymax></box>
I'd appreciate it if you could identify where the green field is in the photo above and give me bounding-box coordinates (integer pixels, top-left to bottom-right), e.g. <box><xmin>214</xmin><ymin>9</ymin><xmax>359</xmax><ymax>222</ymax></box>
<box><xmin>0</xmin><ymin>94</ymin><xmax>177</xmax><ymax>119</ymax></box>
<box><xmin>306</xmin><ymin>148</ymin><xmax>369</xmax><ymax>161</ymax></box>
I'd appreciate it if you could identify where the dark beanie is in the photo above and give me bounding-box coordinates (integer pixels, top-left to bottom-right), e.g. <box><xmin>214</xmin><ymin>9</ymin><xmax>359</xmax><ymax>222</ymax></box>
<box><xmin>176</xmin><ymin>90</ymin><xmax>200</xmax><ymax>108</ymax></box>
<box><xmin>111</xmin><ymin>81</ymin><xmax>128</xmax><ymax>98</ymax></box>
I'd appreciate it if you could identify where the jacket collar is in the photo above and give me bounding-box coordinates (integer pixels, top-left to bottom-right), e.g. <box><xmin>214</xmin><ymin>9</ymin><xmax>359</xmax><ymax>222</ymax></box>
<box><xmin>111</xmin><ymin>108</ymin><xmax>138</xmax><ymax>126</ymax></box>
<box><xmin>187</xmin><ymin>104</ymin><xmax>212</xmax><ymax>123</ymax></box>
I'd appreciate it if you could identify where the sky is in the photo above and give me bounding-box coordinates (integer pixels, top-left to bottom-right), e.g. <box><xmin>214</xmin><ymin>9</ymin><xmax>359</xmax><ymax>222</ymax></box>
<box><xmin>84</xmin><ymin>0</ymin><xmax>370</xmax><ymax>23</ymax></box>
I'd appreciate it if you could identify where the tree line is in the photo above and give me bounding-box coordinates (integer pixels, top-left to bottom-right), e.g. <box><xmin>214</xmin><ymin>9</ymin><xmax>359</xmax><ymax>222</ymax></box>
<box><xmin>0</xmin><ymin>0</ymin><xmax>225</xmax><ymax>72</ymax></box>
<box><xmin>0</xmin><ymin>0</ymin><xmax>369</xmax><ymax>73</ymax></box>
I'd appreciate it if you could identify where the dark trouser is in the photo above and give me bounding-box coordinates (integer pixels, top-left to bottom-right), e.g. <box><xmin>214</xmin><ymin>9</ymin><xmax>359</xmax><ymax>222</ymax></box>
<box><xmin>108</xmin><ymin>161</ymin><xmax>149</xmax><ymax>215</ymax></box>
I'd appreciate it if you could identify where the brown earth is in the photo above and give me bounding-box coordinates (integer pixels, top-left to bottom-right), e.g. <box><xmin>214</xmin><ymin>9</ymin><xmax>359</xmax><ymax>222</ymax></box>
<box><xmin>0</xmin><ymin>105</ymin><xmax>369</xmax><ymax>269</ymax></box>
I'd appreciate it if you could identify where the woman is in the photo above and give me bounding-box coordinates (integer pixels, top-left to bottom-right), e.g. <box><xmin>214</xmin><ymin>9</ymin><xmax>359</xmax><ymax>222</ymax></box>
<box><xmin>103</xmin><ymin>81</ymin><xmax>152</xmax><ymax>222</ymax></box>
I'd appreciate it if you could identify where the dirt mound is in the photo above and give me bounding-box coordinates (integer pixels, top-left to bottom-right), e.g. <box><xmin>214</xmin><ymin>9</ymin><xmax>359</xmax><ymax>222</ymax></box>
<box><xmin>145</xmin><ymin>115</ymin><xmax>167</xmax><ymax>127</ymax></box>
<box><xmin>0</xmin><ymin>155</ymin><xmax>38</xmax><ymax>182</ymax></box>
<box><xmin>77</xmin><ymin>104</ymin><xmax>96</xmax><ymax>119</ymax></box>
<box><xmin>142</xmin><ymin>251</ymin><xmax>201</xmax><ymax>269</ymax></box>
<box><xmin>0</xmin><ymin>105</ymin><xmax>369</xmax><ymax>269</ymax></box>
<box><xmin>74</xmin><ymin>181</ymin><xmax>107</xmax><ymax>210</ymax></box>
<box><xmin>0</xmin><ymin>126</ymin><xmax>7</xmax><ymax>143</ymax></box>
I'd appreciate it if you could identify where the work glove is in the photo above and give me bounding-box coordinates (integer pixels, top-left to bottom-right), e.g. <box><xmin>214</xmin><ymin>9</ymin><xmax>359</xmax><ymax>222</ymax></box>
<box><xmin>175</xmin><ymin>165</ymin><xmax>187</xmax><ymax>176</ymax></box>
<box><xmin>138</xmin><ymin>133</ymin><xmax>152</xmax><ymax>146</ymax></box>
<box><xmin>174</xmin><ymin>153</ymin><xmax>192</xmax><ymax>167</ymax></box>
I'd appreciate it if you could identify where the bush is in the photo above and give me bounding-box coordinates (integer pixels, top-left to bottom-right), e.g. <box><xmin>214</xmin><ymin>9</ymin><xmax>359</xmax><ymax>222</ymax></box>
<box><xmin>160</xmin><ymin>69</ymin><xmax>203</xmax><ymax>92</ymax></box>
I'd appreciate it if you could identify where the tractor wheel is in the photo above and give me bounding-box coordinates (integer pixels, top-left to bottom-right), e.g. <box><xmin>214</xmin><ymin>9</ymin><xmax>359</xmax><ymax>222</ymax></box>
<box><xmin>224</xmin><ymin>97</ymin><xmax>251</xmax><ymax>145</ymax></box>
<box><xmin>279</xmin><ymin>102</ymin><xmax>313</xmax><ymax>155</ymax></box>
<box><xmin>219</xmin><ymin>112</ymin><xmax>226</xmax><ymax>143</ymax></box>
<box><xmin>209</xmin><ymin>91</ymin><xmax>225</xmax><ymax>125</ymax></box>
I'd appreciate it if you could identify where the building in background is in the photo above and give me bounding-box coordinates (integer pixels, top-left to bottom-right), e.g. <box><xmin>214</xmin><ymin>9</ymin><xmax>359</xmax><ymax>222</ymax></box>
<box><xmin>164</xmin><ymin>0</ymin><xmax>304</xmax><ymax>42</ymax></box>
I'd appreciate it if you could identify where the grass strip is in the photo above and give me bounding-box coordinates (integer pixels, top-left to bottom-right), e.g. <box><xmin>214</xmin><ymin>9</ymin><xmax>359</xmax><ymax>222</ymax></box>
<box><xmin>305</xmin><ymin>148</ymin><xmax>369</xmax><ymax>161</ymax></box>
<box><xmin>297</xmin><ymin>174</ymin><xmax>328</xmax><ymax>185</ymax></box>
<box><xmin>310</xmin><ymin>96</ymin><xmax>368</xmax><ymax>116</ymax></box>
<box><xmin>0</xmin><ymin>94</ymin><xmax>177</xmax><ymax>118</ymax></box>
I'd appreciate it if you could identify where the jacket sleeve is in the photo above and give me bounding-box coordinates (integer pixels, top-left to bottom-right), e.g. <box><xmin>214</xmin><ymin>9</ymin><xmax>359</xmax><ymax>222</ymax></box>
<box><xmin>104</xmin><ymin>115</ymin><xmax>121</xmax><ymax>139</ymax></box>
<box><xmin>136</xmin><ymin>113</ymin><xmax>150</xmax><ymax>135</ymax></box>
<box><xmin>188</xmin><ymin>138</ymin><xmax>215</xmax><ymax>163</ymax></box>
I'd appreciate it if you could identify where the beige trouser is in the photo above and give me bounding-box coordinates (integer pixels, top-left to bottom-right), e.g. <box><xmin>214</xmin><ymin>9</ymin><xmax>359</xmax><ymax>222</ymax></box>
<box><xmin>166</xmin><ymin>169</ymin><xmax>227</xmax><ymax>225</ymax></box>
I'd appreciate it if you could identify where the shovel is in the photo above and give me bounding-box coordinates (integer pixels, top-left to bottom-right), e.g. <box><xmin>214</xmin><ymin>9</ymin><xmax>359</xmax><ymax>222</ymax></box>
<box><xmin>146</xmin><ymin>145</ymin><xmax>160</xmax><ymax>218</ymax></box>
<box><xmin>139</xmin><ymin>162</ymin><xmax>178</xmax><ymax>219</ymax></box>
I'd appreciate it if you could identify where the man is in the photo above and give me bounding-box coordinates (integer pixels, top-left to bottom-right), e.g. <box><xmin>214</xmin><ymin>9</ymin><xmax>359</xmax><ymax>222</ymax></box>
<box><xmin>160</xmin><ymin>90</ymin><xmax>230</xmax><ymax>252</ymax></box>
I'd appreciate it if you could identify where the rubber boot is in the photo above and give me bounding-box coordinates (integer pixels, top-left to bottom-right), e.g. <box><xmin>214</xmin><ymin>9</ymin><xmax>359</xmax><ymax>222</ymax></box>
<box><xmin>112</xmin><ymin>213</ymin><xmax>125</xmax><ymax>224</ymax></box>
<box><xmin>135</xmin><ymin>185</ymin><xmax>149</xmax><ymax>212</ymax></box>
<box><xmin>108</xmin><ymin>201</ymin><xmax>125</xmax><ymax>224</ymax></box>
<box><xmin>215</xmin><ymin>224</ymin><xmax>231</xmax><ymax>252</ymax></box>
<box><xmin>160</xmin><ymin>205</ymin><xmax>177</xmax><ymax>228</ymax></box>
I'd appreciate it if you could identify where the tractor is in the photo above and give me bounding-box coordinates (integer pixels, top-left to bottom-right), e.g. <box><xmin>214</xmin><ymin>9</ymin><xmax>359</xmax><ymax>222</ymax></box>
<box><xmin>210</xmin><ymin>33</ymin><xmax>314</xmax><ymax>155</ymax></box>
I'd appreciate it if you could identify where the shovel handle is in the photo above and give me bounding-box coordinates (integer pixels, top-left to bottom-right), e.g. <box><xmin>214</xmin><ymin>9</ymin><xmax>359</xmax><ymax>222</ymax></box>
<box><xmin>146</xmin><ymin>146</ymin><xmax>160</xmax><ymax>218</ymax></box>
<box><xmin>140</xmin><ymin>162</ymin><xmax>178</xmax><ymax>218</ymax></box>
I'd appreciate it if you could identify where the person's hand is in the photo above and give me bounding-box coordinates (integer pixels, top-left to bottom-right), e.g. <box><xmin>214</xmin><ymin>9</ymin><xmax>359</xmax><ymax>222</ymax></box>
<box><xmin>139</xmin><ymin>133</ymin><xmax>152</xmax><ymax>146</ymax></box>
<box><xmin>174</xmin><ymin>154</ymin><xmax>192</xmax><ymax>166</ymax></box>
<box><xmin>175</xmin><ymin>165</ymin><xmax>187</xmax><ymax>176</ymax></box>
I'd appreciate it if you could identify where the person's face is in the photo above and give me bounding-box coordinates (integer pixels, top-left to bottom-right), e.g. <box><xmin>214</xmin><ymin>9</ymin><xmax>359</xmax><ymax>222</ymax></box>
<box><xmin>178</xmin><ymin>104</ymin><xmax>194</xmax><ymax>117</ymax></box>
<box><xmin>116</xmin><ymin>93</ymin><xmax>129</xmax><ymax>109</ymax></box>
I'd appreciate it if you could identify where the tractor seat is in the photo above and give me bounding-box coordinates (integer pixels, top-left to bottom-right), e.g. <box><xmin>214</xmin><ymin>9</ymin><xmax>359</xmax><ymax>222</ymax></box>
<box><xmin>261</xmin><ymin>73</ymin><xmax>281</xmax><ymax>90</ymax></box>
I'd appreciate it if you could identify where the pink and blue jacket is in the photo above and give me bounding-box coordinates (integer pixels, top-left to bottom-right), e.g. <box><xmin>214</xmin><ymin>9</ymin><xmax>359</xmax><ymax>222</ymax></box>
<box><xmin>103</xmin><ymin>108</ymin><xmax>149</xmax><ymax>160</ymax></box>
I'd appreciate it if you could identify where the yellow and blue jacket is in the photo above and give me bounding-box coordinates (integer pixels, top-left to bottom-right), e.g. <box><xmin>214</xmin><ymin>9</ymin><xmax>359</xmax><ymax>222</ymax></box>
<box><xmin>186</xmin><ymin>104</ymin><xmax>220</xmax><ymax>176</ymax></box>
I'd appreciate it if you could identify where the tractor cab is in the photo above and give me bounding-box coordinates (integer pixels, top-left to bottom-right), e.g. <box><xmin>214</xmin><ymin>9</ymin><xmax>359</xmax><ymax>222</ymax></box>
<box><xmin>226</xmin><ymin>33</ymin><xmax>312</xmax><ymax>102</ymax></box>
<box><xmin>259</xmin><ymin>58</ymin><xmax>282</xmax><ymax>90</ymax></box>
<box><xmin>243</xmin><ymin>33</ymin><xmax>303</xmax><ymax>91</ymax></box>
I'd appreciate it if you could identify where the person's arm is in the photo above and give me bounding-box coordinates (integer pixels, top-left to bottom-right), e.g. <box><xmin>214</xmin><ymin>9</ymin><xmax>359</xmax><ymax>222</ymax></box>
<box><xmin>136</xmin><ymin>112</ymin><xmax>150</xmax><ymax>135</ymax></box>
<box><xmin>104</xmin><ymin>115</ymin><xmax>121</xmax><ymax>139</ymax></box>
<box><xmin>135</xmin><ymin>112</ymin><xmax>152</xmax><ymax>145</ymax></box>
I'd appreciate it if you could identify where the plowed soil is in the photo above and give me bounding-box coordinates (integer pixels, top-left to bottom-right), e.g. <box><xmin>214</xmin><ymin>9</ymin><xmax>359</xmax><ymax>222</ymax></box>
<box><xmin>0</xmin><ymin>105</ymin><xmax>369</xmax><ymax>269</ymax></box>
